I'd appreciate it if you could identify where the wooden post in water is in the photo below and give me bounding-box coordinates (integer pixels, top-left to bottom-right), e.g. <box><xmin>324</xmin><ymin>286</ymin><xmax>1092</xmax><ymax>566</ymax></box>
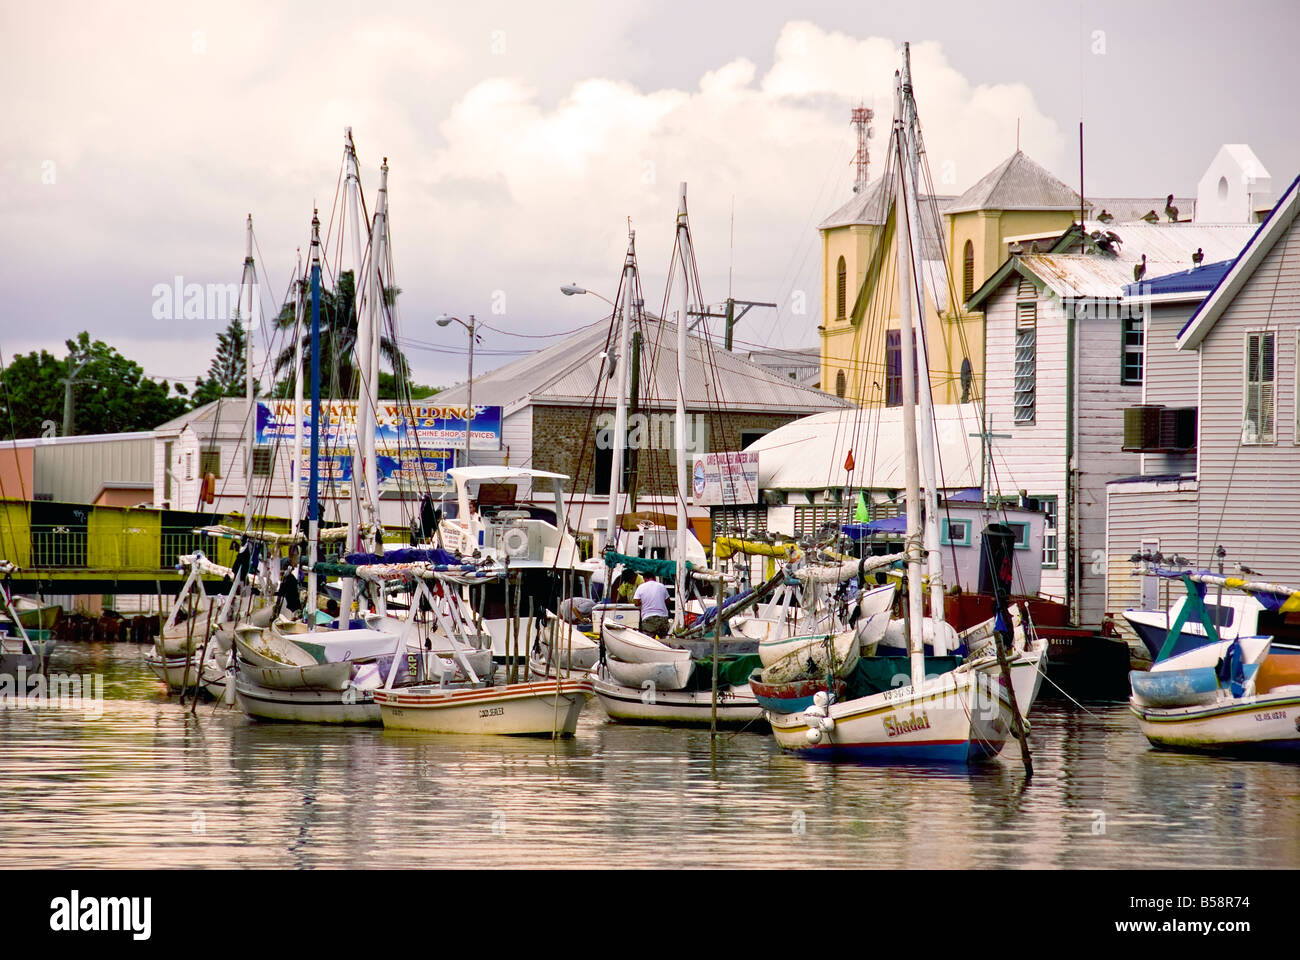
<box><xmin>710</xmin><ymin>579</ymin><xmax>720</xmax><ymax>739</ymax></box>
<box><xmin>512</xmin><ymin>575</ymin><xmax>522</xmax><ymax>683</ymax></box>
<box><xmin>998</xmin><ymin>604</ymin><xmax>1032</xmax><ymax>777</ymax></box>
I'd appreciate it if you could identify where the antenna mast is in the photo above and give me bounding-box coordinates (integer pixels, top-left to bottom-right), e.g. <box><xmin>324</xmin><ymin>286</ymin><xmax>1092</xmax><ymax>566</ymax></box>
<box><xmin>851</xmin><ymin>103</ymin><xmax>874</xmax><ymax>192</ymax></box>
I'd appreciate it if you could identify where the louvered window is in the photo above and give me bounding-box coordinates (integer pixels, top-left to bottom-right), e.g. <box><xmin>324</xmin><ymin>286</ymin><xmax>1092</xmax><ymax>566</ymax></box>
<box><xmin>1014</xmin><ymin>290</ymin><xmax>1037</xmax><ymax>424</ymax></box>
<box><xmin>962</xmin><ymin>240</ymin><xmax>975</xmax><ymax>303</ymax></box>
<box><xmin>836</xmin><ymin>257</ymin><xmax>847</xmax><ymax>319</ymax></box>
<box><xmin>200</xmin><ymin>448</ymin><xmax>222</xmax><ymax>478</ymax></box>
<box><xmin>1243</xmin><ymin>331</ymin><xmax>1275</xmax><ymax>444</ymax></box>
<box><xmin>252</xmin><ymin>447</ymin><xmax>273</xmax><ymax>477</ymax></box>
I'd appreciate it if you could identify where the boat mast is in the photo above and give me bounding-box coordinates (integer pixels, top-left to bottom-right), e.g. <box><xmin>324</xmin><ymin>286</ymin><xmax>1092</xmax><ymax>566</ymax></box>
<box><xmin>899</xmin><ymin>44</ymin><xmax>948</xmax><ymax>649</ymax></box>
<box><xmin>362</xmin><ymin>156</ymin><xmax>389</xmax><ymax>554</ymax></box>
<box><xmin>340</xmin><ymin>128</ymin><xmax>368</xmax><ymax>622</ymax></box>
<box><xmin>604</xmin><ymin>228</ymin><xmax>637</xmax><ymax>563</ymax></box>
<box><xmin>892</xmin><ymin>76</ymin><xmax>925</xmax><ymax>689</ymax></box>
<box><xmin>240</xmin><ymin>214</ymin><xmax>258</xmax><ymax>520</ymax></box>
<box><xmin>292</xmin><ymin>250</ymin><xmax>304</xmax><ymax>535</ymax></box>
<box><xmin>307</xmin><ymin>211</ymin><xmax>323</xmax><ymax>618</ymax></box>
<box><xmin>674</xmin><ymin>183</ymin><xmax>691</xmax><ymax>629</ymax></box>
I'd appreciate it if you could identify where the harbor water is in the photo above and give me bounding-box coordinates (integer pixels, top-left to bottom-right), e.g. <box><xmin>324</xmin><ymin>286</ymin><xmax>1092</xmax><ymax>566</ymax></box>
<box><xmin>2</xmin><ymin>641</ymin><xmax>1298</xmax><ymax>870</ymax></box>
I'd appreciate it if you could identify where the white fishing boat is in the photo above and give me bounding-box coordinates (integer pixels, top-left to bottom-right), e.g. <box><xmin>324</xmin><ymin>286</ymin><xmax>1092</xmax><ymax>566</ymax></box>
<box><xmin>375</xmin><ymin>677</ymin><xmax>594</xmax><ymax>736</ymax></box>
<box><xmin>1130</xmin><ymin>636</ymin><xmax>1270</xmax><ymax>708</ymax></box>
<box><xmin>606</xmin><ymin>656</ymin><xmax>694</xmax><ymax>691</ymax></box>
<box><xmin>234</xmin><ymin>675</ymin><xmax>382</xmax><ymax>724</ymax></box>
<box><xmin>592</xmin><ymin>673</ymin><xmax>764</xmax><ymax>727</ymax></box>
<box><xmin>145</xmin><ymin>651</ymin><xmax>228</xmax><ymax>698</ymax></box>
<box><xmin>601</xmin><ymin>621</ymin><xmax>692</xmax><ymax>664</ymax></box>
<box><xmin>759</xmin><ymin>628</ymin><xmax>861</xmax><ymax>685</ymax></box>
<box><xmin>1131</xmin><ymin>685</ymin><xmax>1300</xmax><ymax>756</ymax></box>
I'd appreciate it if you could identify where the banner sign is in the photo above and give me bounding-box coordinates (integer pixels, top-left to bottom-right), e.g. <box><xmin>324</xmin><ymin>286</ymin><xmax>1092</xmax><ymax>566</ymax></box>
<box><xmin>691</xmin><ymin>451</ymin><xmax>760</xmax><ymax>505</ymax></box>
<box><xmin>255</xmin><ymin>401</ymin><xmax>498</xmax><ymax>489</ymax></box>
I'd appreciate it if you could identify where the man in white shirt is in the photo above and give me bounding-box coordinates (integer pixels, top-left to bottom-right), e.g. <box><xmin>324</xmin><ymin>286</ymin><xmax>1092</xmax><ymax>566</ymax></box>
<box><xmin>633</xmin><ymin>575</ymin><xmax>672</xmax><ymax>638</ymax></box>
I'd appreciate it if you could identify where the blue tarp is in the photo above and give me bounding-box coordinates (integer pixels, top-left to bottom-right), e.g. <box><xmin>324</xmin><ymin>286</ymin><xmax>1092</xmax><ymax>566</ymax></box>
<box><xmin>344</xmin><ymin>547</ymin><xmax>460</xmax><ymax>566</ymax></box>
<box><xmin>843</xmin><ymin>517</ymin><xmax>906</xmax><ymax>539</ymax></box>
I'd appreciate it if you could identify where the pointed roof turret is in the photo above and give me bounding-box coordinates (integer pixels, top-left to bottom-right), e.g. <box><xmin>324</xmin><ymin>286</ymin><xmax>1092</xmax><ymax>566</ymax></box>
<box><xmin>945</xmin><ymin>150</ymin><xmax>1082</xmax><ymax>214</ymax></box>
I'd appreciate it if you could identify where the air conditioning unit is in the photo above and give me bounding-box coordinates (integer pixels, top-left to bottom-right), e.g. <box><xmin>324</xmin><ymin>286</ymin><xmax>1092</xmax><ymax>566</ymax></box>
<box><xmin>1122</xmin><ymin>405</ymin><xmax>1164</xmax><ymax>451</ymax></box>
<box><xmin>1158</xmin><ymin>407</ymin><xmax>1197</xmax><ymax>451</ymax></box>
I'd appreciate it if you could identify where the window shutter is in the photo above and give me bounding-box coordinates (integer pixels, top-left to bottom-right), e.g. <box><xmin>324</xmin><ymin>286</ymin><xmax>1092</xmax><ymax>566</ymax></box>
<box><xmin>962</xmin><ymin>241</ymin><xmax>974</xmax><ymax>302</ymax></box>
<box><xmin>836</xmin><ymin>257</ymin><xmax>847</xmax><ymax>319</ymax></box>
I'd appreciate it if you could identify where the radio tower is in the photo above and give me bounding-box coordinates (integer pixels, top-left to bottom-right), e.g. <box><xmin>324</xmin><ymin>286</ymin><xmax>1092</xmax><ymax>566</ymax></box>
<box><xmin>850</xmin><ymin>103</ymin><xmax>874</xmax><ymax>193</ymax></box>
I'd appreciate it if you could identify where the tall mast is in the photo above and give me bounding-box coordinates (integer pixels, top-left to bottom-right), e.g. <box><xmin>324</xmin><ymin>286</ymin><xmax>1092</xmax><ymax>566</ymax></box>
<box><xmin>240</xmin><ymin>214</ymin><xmax>258</xmax><ymax>519</ymax></box>
<box><xmin>892</xmin><ymin>76</ymin><xmax>925</xmax><ymax>689</ymax></box>
<box><xmin>604</xmin><ymin>228</ymin><xmax>637</xmax><ymax>559</ymax></box>
<box><xmin>292</xmin><ymin>250</ymin><xmax>304</xmax><ymax>535</ymax></box>
<box><xmin>362</xmin><ymin>156</ymin><xmax>389</xmax><ymax>553</ymax></box>
<box><xmin>899</xmin><ymin>43</ymin><xmax>948</xmax><ymax>648</ymax></box>
<box><xmin>307</xmin><ymin>210</ymin><xmax>322</xmax><ymax>618</ymax></box>
<box><xmin>339</xmin><ymin>128</ymin><xmax>367</xmax><ymax>623</ymax></box>
<box><xmin>674</xmin><ymin>184</ymin><xmax>691</xmax><ymax>629</ymax></box>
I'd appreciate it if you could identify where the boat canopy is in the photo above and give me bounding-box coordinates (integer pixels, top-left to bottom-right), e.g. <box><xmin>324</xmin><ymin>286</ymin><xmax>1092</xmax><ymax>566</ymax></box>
<box><xmin>843</xmin><ymin>518</ymin><xmax>906</xmax><ymax>538</ymax></box>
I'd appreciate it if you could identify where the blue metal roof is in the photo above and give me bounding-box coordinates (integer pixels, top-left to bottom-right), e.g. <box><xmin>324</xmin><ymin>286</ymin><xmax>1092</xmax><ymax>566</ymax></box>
<box><xmin>1123</xmin><ymin>259</ymin><xmax>1233</xmax><ymax>297</ymax></box>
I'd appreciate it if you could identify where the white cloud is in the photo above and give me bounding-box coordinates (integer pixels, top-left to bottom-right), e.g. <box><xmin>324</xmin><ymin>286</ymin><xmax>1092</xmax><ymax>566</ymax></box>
<box><xmin>0</xmin><ymin>12</ymin><xmax>1066</xmax><ymax>392</ymax></box>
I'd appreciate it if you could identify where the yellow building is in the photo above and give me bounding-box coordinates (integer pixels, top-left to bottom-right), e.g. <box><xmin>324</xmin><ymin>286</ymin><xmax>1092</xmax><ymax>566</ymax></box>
<box><xmin>819</xmin><ymin>150</ymin><xmax>1083</xmax><ymax>407</ymax></box>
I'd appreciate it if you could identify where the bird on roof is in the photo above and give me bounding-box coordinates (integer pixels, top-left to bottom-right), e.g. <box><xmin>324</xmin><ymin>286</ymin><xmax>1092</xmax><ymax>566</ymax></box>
<box><xmin>1098</xmin><ymin>209</ymin><xmax>1114</xmax><ymax>224</ymax></box>
<box><xmin>1165</xmin><ymin>194</ymin><xmax>1180</xmax><ymax>222</ymax></box>
<box><xmin>1192</xmin><ymin>247</ymin><xmax>1204</xmax><ymax>265</ymax></box>
<box><xmin>1133</xmin><ymin>254</ymin><xmax>1147</xmax><ymax>283</ymax></box>
<box><xmin>1008</xmin><ymin>240</ymin><xmax>1024</xmax><ymax>255</ymax></box>
<box><xmin>1142</xmin><ymin>210</ymin><xmax>1160</xmax><ymax>223</ymax></box>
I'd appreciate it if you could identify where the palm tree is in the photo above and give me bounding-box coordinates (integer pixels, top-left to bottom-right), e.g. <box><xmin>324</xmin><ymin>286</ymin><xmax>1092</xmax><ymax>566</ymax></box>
<box><xmin>273</xmin><ymin>270</ymin><xmax>410</xmax><ymax>398</ymax></box>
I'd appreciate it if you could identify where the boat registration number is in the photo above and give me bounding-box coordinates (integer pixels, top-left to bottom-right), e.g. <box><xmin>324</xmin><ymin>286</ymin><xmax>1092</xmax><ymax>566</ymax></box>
<box><xmin>1255</xmin><ymin>710</ymin><xmax>1287</xmax><ymax>722</ymax></box>
<box><xmin>479</xmin><ymin>707</ymin><xmax>505</xmax><ymax>718</ymax></box>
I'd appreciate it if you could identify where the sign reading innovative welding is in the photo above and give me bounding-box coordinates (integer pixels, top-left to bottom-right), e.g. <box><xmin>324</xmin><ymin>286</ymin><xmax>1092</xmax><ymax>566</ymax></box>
<box><xmin>254</xmin><ymin>401</ymin><xmax>502</xmax><ymax>488</ymax></box>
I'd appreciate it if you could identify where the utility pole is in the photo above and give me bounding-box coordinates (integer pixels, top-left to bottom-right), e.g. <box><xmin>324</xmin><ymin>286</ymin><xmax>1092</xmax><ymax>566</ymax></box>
<box><xmin>687</xmin><ymin>298</ymin><xmax>778</xmax><ymax>351</ymax></box>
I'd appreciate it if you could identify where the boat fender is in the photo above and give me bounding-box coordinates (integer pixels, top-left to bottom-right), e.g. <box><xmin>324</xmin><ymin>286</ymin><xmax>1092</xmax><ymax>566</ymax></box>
<box><xmin>804</xmin><ymin>704</ymin><xmax>826</xmax><ymax>719</ymax></box>
<box><xmin>812</xmin><ymin>690</ymin><xmax>829</xmax><ymax>709</ymax></box>
<box><xmin>819</xmin><ymin>716</ymin><xmax>835</xmax><ymax>733</ymax></box>
<box><xmin>805</xmin><ymin>727</ymin><xmax>823</xmax><ymax>744</ymax></box>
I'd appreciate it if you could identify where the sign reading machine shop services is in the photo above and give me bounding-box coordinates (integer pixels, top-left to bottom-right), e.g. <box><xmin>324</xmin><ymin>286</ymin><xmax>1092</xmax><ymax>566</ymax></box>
<box><xmin>690</xmin><ymin>451</ymin><xmax>760</xmax><ymax>505</ymax></box>
<box><xmin>254</xmin><ymin>401</ymin><xmax>502</xmax><ymax>488</ymax></box>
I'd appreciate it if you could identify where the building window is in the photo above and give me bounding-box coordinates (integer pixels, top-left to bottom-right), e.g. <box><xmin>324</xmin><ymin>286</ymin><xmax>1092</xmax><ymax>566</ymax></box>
<box><xmin>1014</xmin><ymin>283</ymin><xmax>1037</xmax><ymax>424</ymax></box>
<box><xmin>200</xmin><ymin>448</ymin><xmax>222</xmax><ymax>478</ymax></box>
<box><xmin>940</xmin><ymin>518</ymin><xmax>971</xmax><ymax>547</ymax></box>
<box><xmin>884</xmin><ymin>329</ymin><xmax>917</xmax><ymax>408</ymax></box>
<box><xmin>1243</xmin><ymin>330</ymin><xmax>1275</xmax><ymax>444</ymax></box>
<box><xmin>185</xmin><ymin>451</ymin><xmax>194</xmax><ymax>481</ymax></box>
<box><xmin>962</xmin><ymin>240</ymin><xmax>975</xmax><ymax>303</ymax></box>
<box><xmin>1005</xmin><ymin>521</ymin><xmax>1031</xmax><ymax>550</ymax></box>
<box><xmin>252</xmin><ymin>447</ymin><xmax>273</xmax><ymax>477</ymax></box>
<box><xmin>1023</xmin><ymin>495</ymin><xmax>1058</xmax><ymax>568</ymax></box>
<box><xmin>835</xmin><ymin>370</ymin><xmax>847</xmax><ymax>398</ymax></box>
<box><xmin>1122</xmin><ymin>316</ymin><xmax>1144</xmax><ymax>385</ymax></box>
<box><xmin>740</xmin><ymin>430</ymin><xmax>770</xmax><ymax>449</ymax></box>
<box><xmin>836</xmin><ymin>256</ymin><xmax>847</xmax><ymax>319</ymax></box>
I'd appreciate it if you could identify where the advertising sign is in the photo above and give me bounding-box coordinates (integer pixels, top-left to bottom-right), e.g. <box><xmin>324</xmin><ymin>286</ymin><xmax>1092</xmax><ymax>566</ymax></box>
<box><xmin>255</xmin><ymin>401</ymin><xmax>500</xmax><ymax>489</ymax></box>
<box><xmin>691</xmin><ymin>451</ymin><xmax>760</xmax><ymax>505</ymax></box>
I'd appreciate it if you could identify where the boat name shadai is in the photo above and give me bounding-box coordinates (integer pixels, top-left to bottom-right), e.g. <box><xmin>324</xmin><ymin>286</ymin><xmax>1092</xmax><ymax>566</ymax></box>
<box><xmin>884</xmin><ymin>712</ymin><xmax>931</xmax><ymax>737</ymax></box>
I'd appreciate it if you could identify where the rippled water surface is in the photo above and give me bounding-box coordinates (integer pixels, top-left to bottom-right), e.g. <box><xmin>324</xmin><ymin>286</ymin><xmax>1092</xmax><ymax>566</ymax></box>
<box><xmin>2</xmin><ymin>642</ymin><xmax>1298</xmax><ymax>869</ymax></box>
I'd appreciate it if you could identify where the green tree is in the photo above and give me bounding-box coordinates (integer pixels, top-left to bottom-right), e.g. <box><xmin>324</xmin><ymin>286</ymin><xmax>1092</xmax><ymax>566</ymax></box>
<box><xmin>191</xmin><ymin>318</ymin><xmax>255</xmax><ymax>408</ymax></box>
<box><xmin>272</xmin><ymin>270</ymin><xmax>410</xmax><ymax>399</ymax></box>
<box><xmin>0</xmin><ymin>333</ymin><xmax>189</xmax><ymax>440</ymax></box>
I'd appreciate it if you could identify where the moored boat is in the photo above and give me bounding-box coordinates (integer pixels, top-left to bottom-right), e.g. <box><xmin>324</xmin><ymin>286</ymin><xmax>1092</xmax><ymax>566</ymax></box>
<box><xmin>375</xmin><ymin>677</ymin><xmax>594</xmax><ymax>736</ymax></box>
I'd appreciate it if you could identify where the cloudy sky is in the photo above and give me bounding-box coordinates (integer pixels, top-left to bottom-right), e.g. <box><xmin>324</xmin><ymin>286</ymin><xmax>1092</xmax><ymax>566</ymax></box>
<box><xmin>2</xmin><ymin>0</ymin><xmax>1297</xmax><ymax>392</ymax></box>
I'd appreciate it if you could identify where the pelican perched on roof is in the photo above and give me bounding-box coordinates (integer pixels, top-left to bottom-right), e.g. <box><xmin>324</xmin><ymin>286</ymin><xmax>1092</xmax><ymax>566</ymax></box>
<box><xmin>1165</xmin><ymin>194</ymin><xmax>1179</xmax><ymax>222</ymax></box>
<box><xmin>1133</xmin><ymin>254</ymin><xmax>1147</xmax><ymax>283</ymax></box>
<box><xmin>1192</xmin><ymin>247</ymin><xmax>1204</xmax><ymax>265</ymax></box>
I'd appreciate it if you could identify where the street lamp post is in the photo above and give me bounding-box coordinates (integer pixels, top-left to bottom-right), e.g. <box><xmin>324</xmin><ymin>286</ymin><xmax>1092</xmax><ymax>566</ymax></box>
<box><xmin>436</xmin><ymin>314</ymin><xmax>478</xmax><ymax>468</ymax></box>
<box><xmin>560</xmin><ymin>283</ymin><xmax>614</xmax><ymax>306</ymax></box>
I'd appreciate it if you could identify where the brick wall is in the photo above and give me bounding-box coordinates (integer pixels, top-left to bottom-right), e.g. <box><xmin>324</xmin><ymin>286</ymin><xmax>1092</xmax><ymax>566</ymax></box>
<box><xmin>531</xmin><ymin>404</ymin><xmax>799</xmax><ymax>497</ymax></box>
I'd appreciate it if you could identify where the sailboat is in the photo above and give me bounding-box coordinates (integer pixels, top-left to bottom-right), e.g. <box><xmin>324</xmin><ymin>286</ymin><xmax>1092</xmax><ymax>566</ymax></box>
<box><xmin>766</xmin><ymin>50</ymin><xmax>1021</xmax><ymax>764</ymax></box>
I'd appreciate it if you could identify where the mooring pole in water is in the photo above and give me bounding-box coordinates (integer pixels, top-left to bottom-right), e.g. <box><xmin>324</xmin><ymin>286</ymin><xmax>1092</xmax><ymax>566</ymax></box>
<box><xmin>997</xmin><ymin>606</ymin><xmax>1032</xmax><ymax>778</ymax></box>
<box><xmin>710</xmin><ymin>580</ymin><xmax>720</xmax><ymax>739</ymax></box>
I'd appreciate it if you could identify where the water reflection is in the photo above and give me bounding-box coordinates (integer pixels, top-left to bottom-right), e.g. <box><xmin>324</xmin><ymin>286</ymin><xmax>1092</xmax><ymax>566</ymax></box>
<box><xmin>0</xmin><ymin>642</ymin><xmax>1296</xmax><ymax>868</ymax></box>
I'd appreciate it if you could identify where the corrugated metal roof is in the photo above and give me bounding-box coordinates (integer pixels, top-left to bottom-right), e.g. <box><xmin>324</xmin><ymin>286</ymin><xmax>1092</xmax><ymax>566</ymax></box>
<box><xmin>1016</xmin><ymin>254</ymin><xmax>1141</xmax><ymax>300</ymax></box>
<box><xmin>946</xmin><ymin>151</ymin><xmax>1081</xmax><ymax>215</ymax></box>
<box><xmin>1073</xmin><ymin>220</ymin><xmax>1256</xmax><ymax>268</ymax></box>
<box><xmin>436</xmin><ymin>319</ymin><xmax>852</xmax><ymax>414</ymax></box>
<box><xmin>1123</xmin><ymin>260</ymin><xmax>1234</xmax><ymax>297</ymax></box>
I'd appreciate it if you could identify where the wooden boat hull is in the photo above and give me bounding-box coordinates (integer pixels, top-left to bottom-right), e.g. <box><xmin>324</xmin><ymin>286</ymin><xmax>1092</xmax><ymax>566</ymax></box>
<box><xmin>592</xmin><ymin>676</ymin><xmax>765</xmax><ymax>727</ymax></box>
<box><xmin>601</xmin><ymin>623</ymin><xmax>691</xmax><ymax>664</ymax></box>
<box><xmin>750</xmin><ymin>675</ymin><xmax>848</xmax><ymax>715</ymax></box>
<box><xmin>1131</xmin><ymin>688</ymin><xmax>1300</xmax><ymax>756</ymax></box>
<box><xmin>767</xmin><ymin>666</ymin><xmax>1011</xmax><ymax>764</ymax></box>
<box><xmin>606</xmin><ymin>656</ymin><xmax>694</xmax><ymax>691</ymax></box>
<box><xmin>1130</xmin><ymin>637</ymin><xmax>1270</xmax><ymax>708</ymax></box>
<box><xmin>14</xmin><ymin>602</ymin><xmax>60</xmax><ymax>632</ymax></box>
<box><xmin>760</xmin><ymin>629</ymin><xmax>859</xmax><ymax>685</ymax></box>
<box><xmin>375</xmin><ymin>679</ymin><xmax>593</xmax><ymax>736</ymax></box>
<box><xmin>236</xmin><ymin>659</ymin><xmax>353</xmax><ymax>691</ymax></box>
<box><xmin>234</xmin><ymin>676</ymin><xmax>381</xmax><ymax>724</ymax></box>
<box><xmin>145</xmin><ymin>652</ymin><xmax>226</xmax><ymax>696</ymax></box>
